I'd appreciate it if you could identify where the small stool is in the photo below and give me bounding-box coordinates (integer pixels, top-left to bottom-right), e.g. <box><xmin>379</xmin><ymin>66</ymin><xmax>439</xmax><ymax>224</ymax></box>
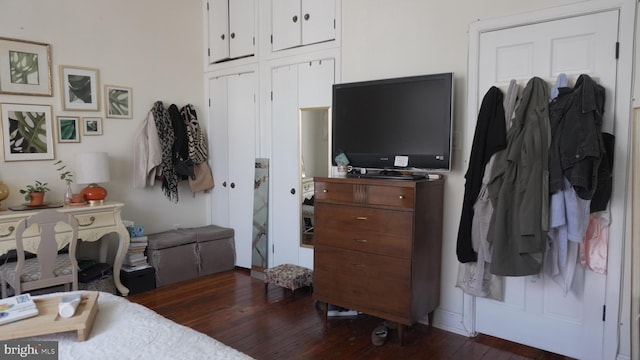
<box><xmin>264</xmin><ymin>264</ymin><xmax>313</xmax><ymax>298</ymax></box>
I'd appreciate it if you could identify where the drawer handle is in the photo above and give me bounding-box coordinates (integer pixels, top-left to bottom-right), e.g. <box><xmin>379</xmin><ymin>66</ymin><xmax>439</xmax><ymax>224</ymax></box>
<box><xmin>355</xmin><ymin>216</ymin><xmax>367</xmax><ymax>221</ymax></box>
<box><xmin>398</xmin><ymin>195</ymin><xmax>405</xmax><ymax>199</ymax></box>
<box><xmin>0</xmin><ymin>226</ymin><xmax>15</xmax><ymax>238</ymax></box>
<box><xmin>323</xmin><ymin>189</ymin><xmax>328</xmax><ymax>193</ymax></box>
<box><xmin>79</xmin><ymin>216</ymin><xmax>96</xmax><ymax>227</ymax></box>
<box><xmin>354</xmin><ymin>239</ymin><xmax>368</xmax><ymax>243</ymax></box>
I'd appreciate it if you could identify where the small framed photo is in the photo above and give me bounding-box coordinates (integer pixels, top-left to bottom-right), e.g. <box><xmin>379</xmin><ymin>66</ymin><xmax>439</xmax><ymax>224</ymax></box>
<box><xmin>0</xmin><ymin>37</ymin><xmax>52</xmax><ymax>96</ymax></box>
<box><xmin>56</xmin><ymin>116</ymin><xmax>80</xmax><ymax>143</ymax></box>
<box><xmin>60</xmin><ymin>65</ymin><xmax>100</xmax><ymax>111</ymax></box>
<box><xmin>82</xmin><ymin>117</ymin><xmax>102</xmax><ymax>136</ymax></box>
<box><xmin>105</xmin><ymin>85</ymin><xmax>132</xmax><ymax>118</ymax></box>
<box><xmin>1</xmin><ymin>103</ymin><xmax>54</xmax><ymax>161</ymax></box>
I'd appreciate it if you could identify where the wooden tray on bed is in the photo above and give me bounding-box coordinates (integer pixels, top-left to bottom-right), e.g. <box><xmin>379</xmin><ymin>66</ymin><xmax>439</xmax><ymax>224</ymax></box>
<box><xmin>0</xmin><ymin>291</ymin><xmax>99</xmax><ymax>341</ymax></box>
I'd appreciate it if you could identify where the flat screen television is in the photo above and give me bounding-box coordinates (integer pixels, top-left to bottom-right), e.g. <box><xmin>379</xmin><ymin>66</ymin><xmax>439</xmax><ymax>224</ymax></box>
<box><xmin>332</xmin><ymin>72</ymin><xmax>453</xmax><ymax>173</ymax></box>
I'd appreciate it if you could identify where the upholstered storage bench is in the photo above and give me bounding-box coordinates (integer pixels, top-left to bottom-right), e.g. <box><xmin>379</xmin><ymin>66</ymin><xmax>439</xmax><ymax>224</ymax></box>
<box><xmin>146</xmin><ymin>230</ymin><xmax>198</xmax><ymax>287</ymax></box>
<box><xmin>178</xmin><ymin>225</ymin><xmax>235</xmax><ymax>276</ymax></box>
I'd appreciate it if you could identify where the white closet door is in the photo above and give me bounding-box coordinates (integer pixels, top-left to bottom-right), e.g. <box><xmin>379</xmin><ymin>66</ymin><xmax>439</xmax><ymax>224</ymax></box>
<box><xmin>227</xmin><ymin>72</ymin><xmax>257</xmax><ymax>269</ymax></box>
<box><xmin>208</xmin><ymin>0</ymin><xmax>230</xmax><ymax>64</ymax></box>
<box><xmin>209</xmin><ymin>76</ymin><xmax>230</xmax><ymax>227</ymax></box>
<box><xmin>472</xmin><ymin>10</ymin><xmax>618</xmax><ymax>359</ymax></box>
<box><xmin>271</xmin><ymin>64</ymin><xmax>300</xmax><ymax>266</ymax></box>
<box><xmin>228</xmin><ymin>0</ymin><xmax>255</xmax><ymax>59</ymax></box>
<box><xmin>272</xmin><ymin>0</ymin><xmax>301</xmax><ymax>52</ymax></box>
<box><xmin>301</xmin><ymin>0</ymin><xmax>335</xmax><ymax>47</ymax></box>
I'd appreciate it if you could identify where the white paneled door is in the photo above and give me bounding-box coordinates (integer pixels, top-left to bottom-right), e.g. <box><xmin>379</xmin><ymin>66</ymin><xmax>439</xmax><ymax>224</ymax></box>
<box><xmin>471</xmin><ymin>10</ymin><xmax>619</xmax><ymax>360</ymax></box>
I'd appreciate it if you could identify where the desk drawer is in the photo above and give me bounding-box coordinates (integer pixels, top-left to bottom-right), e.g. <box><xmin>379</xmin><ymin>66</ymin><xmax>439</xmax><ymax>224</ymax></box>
<box><xmin>315</xmin><ymin>181</ymin><xmax>415</xmax><ymax>208</ymax></box>
<box><xmin>314</xmin><ymin>203</ymin><xmax>412</xmax><ymax>258</ymax></box>
<box><xmin>73</xmin><ymin>211</ymin><xmax>116</xmax><ymax>229</ymax></box>
<box><xmin>314</xmin><ymin>245</ymin><xmax>410</xmax><ymax>318</ymax></box>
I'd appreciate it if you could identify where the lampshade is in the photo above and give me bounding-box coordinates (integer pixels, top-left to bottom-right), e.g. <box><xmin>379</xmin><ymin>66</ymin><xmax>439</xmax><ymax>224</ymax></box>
<box><xmin>76</xmin><ymin>152</ymin><xmax>111</xmax><ymax>205</ymax></box>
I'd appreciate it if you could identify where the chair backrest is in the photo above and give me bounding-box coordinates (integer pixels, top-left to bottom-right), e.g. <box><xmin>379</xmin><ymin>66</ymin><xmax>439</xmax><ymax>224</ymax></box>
<box><xmin>13</xmin><ymin>210</ymin><xmax>79</xmax><ymax>288</ymax></box>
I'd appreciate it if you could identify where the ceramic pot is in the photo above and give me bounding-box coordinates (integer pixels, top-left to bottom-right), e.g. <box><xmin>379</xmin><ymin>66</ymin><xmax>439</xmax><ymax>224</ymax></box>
<box><xmin>28</xmin><ymin>192</ymin><xmax>45</xmax><ymax>206</ymax></box>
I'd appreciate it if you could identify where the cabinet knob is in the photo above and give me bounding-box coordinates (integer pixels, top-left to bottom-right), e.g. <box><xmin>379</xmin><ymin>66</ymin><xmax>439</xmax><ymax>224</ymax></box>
<box><xmin>323</xmin><ymin>189</ymin><xmax>328</xmax><ymax>193</ymax></box>
<box><xmin>290</xmin><ymin>188</ymin><xmax>296</xmax><ymax>195</ymax></box>
<box><xmin>230</xmin><ymin>182</ymin><xmax>235</xmax><ymax>189</ymax></box>
<box><xmin>220</xmin><ymin>34</ymin><xmax>225</xmax><ymax>40</ymax></box>
<box><xmin>223</xmin><ymin>181</ymin><xmax>227</xmax><ymax>187</ymax></box>
<box><xmin>304</xmin><ymin>13</ymin><xmax>310</xmax><ymax>21</ymax></box>
<box><xmin>230</xmin><ymin>32</ymin><xmax>235</xmax><ymax>39</ymax></box>
<box><xmin>398</xmin><ymin>195</ymin><xmax>405</xmax><ymax>199</ymax></box>
<box><xmin>0</xmin><ymin>226</ymin><xmax>15</xmax><ymax>238</ymax></box>
<box><xmin>292</xmin><ymin>15</ymin><xmax>298</xmax><ymax>23</ymax></box>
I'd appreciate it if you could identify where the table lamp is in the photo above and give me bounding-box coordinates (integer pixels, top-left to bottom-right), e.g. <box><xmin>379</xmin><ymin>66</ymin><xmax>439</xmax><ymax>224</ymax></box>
<box><xmin>75</xmin><ymin>152</ymin><xmax>111</xmax><ymax>205</ymax></box>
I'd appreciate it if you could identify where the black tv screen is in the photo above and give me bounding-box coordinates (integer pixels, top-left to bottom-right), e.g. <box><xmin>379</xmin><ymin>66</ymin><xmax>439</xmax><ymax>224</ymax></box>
<box><xmin>332</xmin><ymin>72</ymin><xmax>453</xmax><ymax>171</ymax></box>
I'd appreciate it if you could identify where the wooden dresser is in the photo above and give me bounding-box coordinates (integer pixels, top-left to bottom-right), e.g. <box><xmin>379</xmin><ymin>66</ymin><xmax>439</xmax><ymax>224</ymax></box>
<box><xmin>313</xmin><ymin>176</ymin><xmax>444</xmax><ymax>344</ymax></box>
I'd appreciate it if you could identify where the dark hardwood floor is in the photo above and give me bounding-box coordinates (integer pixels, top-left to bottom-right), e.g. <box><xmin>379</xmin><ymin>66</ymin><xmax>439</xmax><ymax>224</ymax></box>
<box><xmin>127</xmin><ymin>269</ymin><xmax>574</xmax><ymax>360</ymax></box>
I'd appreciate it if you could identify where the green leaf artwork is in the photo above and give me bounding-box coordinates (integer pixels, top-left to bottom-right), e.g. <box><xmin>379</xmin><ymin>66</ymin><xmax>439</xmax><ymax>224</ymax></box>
<box><xmin>59</xmin><ymin>119</ymin><xmax>77</xmax><ymax>140</ymax></box>
<box><xmin>67</xmin><ymin>74</ymin><xmax>92</xmax><ymax>103</ymax></box>
<box><xmin>8</xmin><ymin>111</ymin><xmax>48</xmax><ymax>154</ymax></box>
<box><xmin>9</xmin><ymin>50</ymin><xmax>39</xmax><ymax>85</ymax></box>
<box><xmin>108</xmin><ymin>88</ymin><xmax>129</xmax><ymax>116</ymax></box>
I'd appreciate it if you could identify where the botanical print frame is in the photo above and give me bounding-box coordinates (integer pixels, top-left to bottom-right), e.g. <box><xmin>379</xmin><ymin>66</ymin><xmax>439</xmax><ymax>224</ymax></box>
<box><xmin>1</xmin><ymin>103</ymin><xmax>54</xmax><ymax>161</ymax></box>
<box><xmin>60</xmin><ymin>65</ymin><xmax>100</xmax><ymax>111</ymax></box>
<box><xmin>56</xmin><ymin>116</ymin><xmax>80</xmax><ymax>143</ymax></box>
<box><xmin>0</xmin><ymin>37</ymin><xmax>52</xmax><ymax>96</ymax></box>
<box><xmin>82</xmin><ymin>117</ymin><xmax>102</xmax><ymax>136</ymax></box>
<box><xmin>105</xmin><ymin>85</ymin><xmax>132</xmax><ymax>119</ymax></box>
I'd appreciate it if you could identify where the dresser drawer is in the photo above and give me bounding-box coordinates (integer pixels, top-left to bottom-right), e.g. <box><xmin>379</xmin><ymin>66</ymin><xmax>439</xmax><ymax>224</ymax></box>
<box><xmin>314</xmin><ymin>245</ymin><xmax>411</xmax><ymax>318</ymax></box>
<box><xmin>315</xmin><ymin>181</ymin><xmax>415</xmax><ymax>208</ymax></box>
<box><xmin>315</xmin><ymin>203</ymin><xmax>412</xmax><ymax>258</ymax></box>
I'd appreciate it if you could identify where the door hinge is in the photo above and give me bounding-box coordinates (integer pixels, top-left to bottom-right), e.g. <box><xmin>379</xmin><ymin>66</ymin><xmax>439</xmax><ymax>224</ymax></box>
<box><xmin>270</xmin><ymin>34</ymin><xmax>273</xmax><ymax>44</ymax></box>
<box><xmin>602</xmin><ymin>305</ymin><xmax>606</xmax><ymax>321</ymax></box>
<box><xmin>270</xmin><ymin>91</ymin><xmax>273</xmax><ymax>101</ymax></box>
<box><xmin>206</xmin><ymin>1</ymin><xmax>209</xmax><ymax>11</ymax></box>
<box><xmin>272</xmin><ymin>244</ymin><xmax>275</xmax><ymax>253</ymax></box>
<box><xmin>615</xmin><ymin>42</ymin><xmax>619</xmax><ymax>59</ymax></box>
<box><xmin>253</xmin><ymin>37</ymin><xmax>255</xmax><ymax>46</ymax></box>
<box><xmin>208</xmin><ymin>48</ymin><xmax>210</xmax><ymax>57</ymax></box>
<box><xmin>209</xmin><ymin>98</ymin><xmax>211</xmax><ymax>107</ymax></box>
<box><xmin>334</xmin><ymin>19</ymin><xmax>336</xmax><ymax>29</ymax></box>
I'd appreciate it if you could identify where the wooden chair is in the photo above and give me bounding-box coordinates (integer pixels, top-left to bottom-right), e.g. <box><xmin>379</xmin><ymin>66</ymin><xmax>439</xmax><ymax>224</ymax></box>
<box><xmin>0</xmin><ymin>210</ymin><xmax>79</xmax><ymax>298</ymax></box>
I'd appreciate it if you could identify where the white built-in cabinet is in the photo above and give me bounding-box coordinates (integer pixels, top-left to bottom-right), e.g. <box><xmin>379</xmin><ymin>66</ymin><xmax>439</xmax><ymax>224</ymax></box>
<box><xmin>272</xmin><ymin>0</ymin><xmax>336</xmax><ymax>52</ymax></box>
<box><xmin>204</xmin><ymin>0</ymin><xmax>339</xmax><ymax>270</ymax></box>
<box><xmin>206</xmin><ymin>0</ymin><xmax>255</xmax><ymax>64</ymax></box>
<box><xmin>208</xmin><ymin>71</ymin><xmax>257</xmax><ymax>268</ymax></box>
<box><xmin>270</xmin><ymin>59</ymin><xmax>335</xmax><ymax>268</ymax></box>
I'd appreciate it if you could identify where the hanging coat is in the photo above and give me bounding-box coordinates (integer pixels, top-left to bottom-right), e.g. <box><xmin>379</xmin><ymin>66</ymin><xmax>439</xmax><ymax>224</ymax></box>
<box><xmin>488</xmin><ymin>77</ymin><xmax>550</xmax><ymax>276</ymax></box>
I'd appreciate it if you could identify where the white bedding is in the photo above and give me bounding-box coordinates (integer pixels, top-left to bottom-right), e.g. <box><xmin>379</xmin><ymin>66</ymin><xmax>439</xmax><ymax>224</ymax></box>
<box><xmin>28</xmin><ymin>291</ymin><xmax>254</xmax><ymax>360</ymax></box>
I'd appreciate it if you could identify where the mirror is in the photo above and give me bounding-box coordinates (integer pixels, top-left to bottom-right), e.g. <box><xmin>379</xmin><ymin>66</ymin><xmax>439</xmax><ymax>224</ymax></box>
<box><xmin>299</xmin><ymin>107</ymin><xmax>331</xmax><ymax>247</ymax></box>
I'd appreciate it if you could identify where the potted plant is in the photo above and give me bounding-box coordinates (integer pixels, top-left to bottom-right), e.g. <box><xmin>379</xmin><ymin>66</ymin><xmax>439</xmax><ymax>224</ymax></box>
<box><xmin>19</xmin><ymin>180</ymin><xmax>50</xmax><ymax>206</ymax></box>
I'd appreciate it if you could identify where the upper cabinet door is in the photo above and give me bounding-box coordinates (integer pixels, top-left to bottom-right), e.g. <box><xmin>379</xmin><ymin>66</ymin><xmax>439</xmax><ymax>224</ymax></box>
<box><xmin>208</xmin><ymin>0</ymin><xmax>230</xmax><ymax>63</ymax></box>
<box><xmin>272</xmin><ymin>0</ymin><xmax>301</xmax><ymax>52</ymax></box>
<box><xmin>207</xmin><ymin>0</ymin><xmax>255</xmax><ymax>64</ymax></box>
<box><xmin>301</xmin><ymin>0</ymin><xmax>335</xmax><ymax>47</ymax></box>
<box><xmin>298</xmin><ymin>59</ymin><xmax>335</xmax><ymax>108</ymax></box>
<box><xmin>272</xmin><ymin>0</ymin><xmax>335</xmax><ymax>52</ymax></box>
<box><xmin>229</xmin><ymin>0</ymin><xmax>255</xmax><ymax>60</ymax></box>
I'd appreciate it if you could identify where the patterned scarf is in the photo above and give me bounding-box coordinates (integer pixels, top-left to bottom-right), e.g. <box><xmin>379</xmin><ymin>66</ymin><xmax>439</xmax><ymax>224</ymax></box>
<box><xmin>180</xmin><ymin>104</ymin><xmax>208</xmax><ymax>164</ymax></box>
<box><xmin>151</xmin><ymin>101</ymin><xmax>179</xmax><ymax>202</ymax></box>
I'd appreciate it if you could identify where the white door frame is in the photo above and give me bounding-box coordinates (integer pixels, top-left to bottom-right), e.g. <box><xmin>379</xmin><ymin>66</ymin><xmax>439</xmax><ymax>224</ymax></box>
<box><xmin>464</xmin><ymin>1</ymin><xmax>636</xmax><ymax>358</ymax></box>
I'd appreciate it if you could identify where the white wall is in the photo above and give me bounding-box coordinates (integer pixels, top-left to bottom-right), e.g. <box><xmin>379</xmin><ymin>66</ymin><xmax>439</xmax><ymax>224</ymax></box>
<box><xmin>0</xmin><ymin>0</ymin><xmax>206</xmax><ymax>233</ymax></box>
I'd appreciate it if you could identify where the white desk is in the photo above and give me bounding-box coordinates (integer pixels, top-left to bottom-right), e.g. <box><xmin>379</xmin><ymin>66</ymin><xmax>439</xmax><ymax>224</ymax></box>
<box><xmin>0</xmin><ymin>201</ymin><xmax>131</xmax><ymax>296</ymax></box>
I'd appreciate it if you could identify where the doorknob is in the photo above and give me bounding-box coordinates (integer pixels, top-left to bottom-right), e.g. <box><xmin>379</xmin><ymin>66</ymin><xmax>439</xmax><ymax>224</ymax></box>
<box><xmin>304</xmin><ymin>13</ymin><xmax>310</xmax><ymax>21</ymax></box>
<box><xmin>230</xmin><ymin>183</ymin><xmax>236</xmax><ymax>189</ymax></box>
<box><xmin>290</xmin><ymin>188</ymin><xmax>296</xmax><ymax>195</ymax></box>
<box><xmin>292</xmin><ymin>15</ymin><xmax>298</xmax><ymax>23</ymax></box>
<box><xmin>230</xmin><ymin>32</ymin><xmax>235</xmax><ymax>39</ymax></box>
<box><xmin>223</xmin><ymin>181</ymin><xmax>227</xmax><ymax>187</ymax></box>
<box><xmin>220</xmin><ymin>34</ymin><xmax>225</xmax><ymax>40</ymax></box>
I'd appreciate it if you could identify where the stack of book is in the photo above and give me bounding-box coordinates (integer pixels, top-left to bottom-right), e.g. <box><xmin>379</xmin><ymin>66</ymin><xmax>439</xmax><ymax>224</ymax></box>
<box><xmin>0</xmin><ymin>293</ymin><xmax>39</xmax><ymax>325</ymax></box>
<box><xmin>124</xmin><ymin>226</ymin><xmax>151</xmax><ymax>272</ymax></box>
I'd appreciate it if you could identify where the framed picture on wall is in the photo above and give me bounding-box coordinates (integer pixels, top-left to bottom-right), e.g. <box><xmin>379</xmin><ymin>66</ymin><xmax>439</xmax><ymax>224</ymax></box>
<box><xmin>82</xmin><ymin>117</ymin><xmax>102</xmax><ymax>135</ymax></box>
<box><xmin>1</xmin><ymin>103</ymin><xmax>54</xmax><ymax>161</ymax></box>
<box><xmin>0</xmin><ymin>37</ymin><xmax>52</xmax><ymax>96</ymax></box>
<box><xmin>56</xmin><ymin>116</ymin><xmax>80</xmax><ymax>143</ymax></box>
<box><xmin>105</xmin><ymin>85</ymin><xmax>132</xmax><ymax>119</ymax></box>
<box><xmin>60</xmin><ymin>65</ymin><xmax>100</xmax><ymax>111</ymax></box>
